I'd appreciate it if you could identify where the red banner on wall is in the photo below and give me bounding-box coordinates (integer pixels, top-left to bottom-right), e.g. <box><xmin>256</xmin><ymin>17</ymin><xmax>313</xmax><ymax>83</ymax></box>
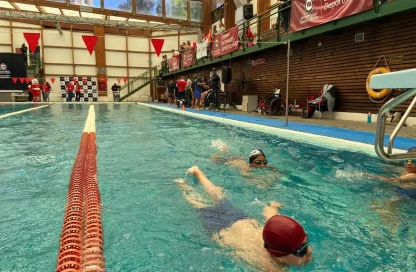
<box><xmin>181</xmin><ymin>49</ymin><xmax>195</xmax><ymax>68</ymax></box>
<box><xmin>211</xmin><ymin>26</ymin><xmax>239</xmax><ymax>58</ymax></box>
<box><xmin>290</xmin><ymin>0</ymin><xmax>373</xmax><ymax>32</ymax></box>
<box><xmin>169</xmin><ymin>56</ymin><xmax>179</xmax><ymax>71</ymax></box>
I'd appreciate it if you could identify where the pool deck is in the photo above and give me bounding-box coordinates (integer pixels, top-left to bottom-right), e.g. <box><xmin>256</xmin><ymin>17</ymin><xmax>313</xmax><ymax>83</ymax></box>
<box><xmin>144</xmin><ymin>103</ymin><xmax>416</xmax><ymax>151</ymax></box>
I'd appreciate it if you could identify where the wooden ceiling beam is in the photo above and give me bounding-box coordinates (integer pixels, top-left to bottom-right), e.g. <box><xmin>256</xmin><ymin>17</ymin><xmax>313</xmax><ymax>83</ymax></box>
<box><xmin>7</xmin><ymin>17</ymin><xmax>152</xmax><ymax>36</ymax></box>
<box><xmin>7</xmin><ymin>0</ymin><xmax>202</xmax><ymax>27</ymax></box>
<box><xmin>9</xmin><ymin>2</ymin><xmax>20</xmax><ymax>12</ymax></box>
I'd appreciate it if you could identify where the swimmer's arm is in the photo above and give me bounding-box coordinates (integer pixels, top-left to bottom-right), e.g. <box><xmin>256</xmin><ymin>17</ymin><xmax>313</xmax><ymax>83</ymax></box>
<box><xmin>263</xmin><ymin>201</ymin><xmax>282</xmax><ymax>221</ymax></box>
<box><xmin>365</xmin><ymin>173</ymin><xmax>401</xmax><ymax>183</ymax></box>
<box><xmin>211</xmin><ymin>145</ymin><xmax>229</xmax><ymax>163</ymax></box>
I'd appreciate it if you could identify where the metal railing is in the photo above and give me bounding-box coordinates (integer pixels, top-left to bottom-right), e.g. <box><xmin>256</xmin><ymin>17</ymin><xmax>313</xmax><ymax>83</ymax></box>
<box><xmin>374</xmin><ymin>89</ymin><xmax>416</xmax><ymax>161</ymax></box>
<box><xmin>371</xmin><ymin>67</ymin><xmax>416</xmax><ymax>161</ymax></box>
<box><xmin>118</xmin><ymin>66</ymin><xmax>158</xmax><ymax>101</ymax></box>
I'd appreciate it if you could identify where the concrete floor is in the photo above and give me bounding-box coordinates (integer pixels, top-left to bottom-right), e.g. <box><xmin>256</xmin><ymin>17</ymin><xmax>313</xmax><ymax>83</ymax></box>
<box><xmin>222</xmin><ymin>109</ymin><xmax>416</xmax><ymax>139</ymax></box>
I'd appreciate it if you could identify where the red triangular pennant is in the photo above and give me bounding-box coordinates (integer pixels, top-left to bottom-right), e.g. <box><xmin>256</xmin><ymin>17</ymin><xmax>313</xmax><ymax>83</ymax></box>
<box><xmin>50</xmin><ymin>78</ymin><xmax>55</xmax><ymax>84</ymax></box>
<box><xmin>19</xmin><ymin>78</ymin><xmax>25</xmax><ymax>84</ymax></box>
<box><xmin>82</xmin><ymin>35</ymin><xmax>98</xmax><ymax>55</ymax></box>
<box><xmin>25</xmin><ymin>78</ymin><xmax>31</xmax><ymax>84</ymax></box>
<box><xmin>151</xmin><ymin>38</ymin><xmax>164</xmax><ymax>57</ymax></box>
<box><xmin>23</xmin><ymin>33</ymin><xmax>40</xmax><ymax>53</ymax></box>
<box><xmin>117</xmin><ymin>78</ymin><xmax>121</xmax><ymax>84</ymax></box>
<box><xmin>123</xmin><ymin>78</ymin><xmax>127</xmax><ymax>84</ymax></box>
<box><xmin>12</xmin><ymin>78</ymin><xmax>18</xmax><ymax>84</ymax></box>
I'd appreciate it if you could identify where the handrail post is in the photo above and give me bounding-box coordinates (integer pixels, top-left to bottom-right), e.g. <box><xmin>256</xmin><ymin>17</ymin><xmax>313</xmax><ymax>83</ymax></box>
<box><xmin>375</xmin><ymin>88</ymin><xmax>416</xmax><ymax>161</ymax></box>
<box><xmin>277</xmin><ymin>7</ymin><xmax>281</xmax><ymax>41</ymax></box>
<box><xmin>242</xmin><ymin>21</ymin><xmax>247</xmax><ymax>51</ymax></box>
<box><xmin>257</xmin><ymin>14</ymin><xmax>262</xmax><ymax>43</ymax></box>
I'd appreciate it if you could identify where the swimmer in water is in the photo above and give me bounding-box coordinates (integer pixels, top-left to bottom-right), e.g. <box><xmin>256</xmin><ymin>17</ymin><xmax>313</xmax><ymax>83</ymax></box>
<box><xmin>173</xmin><ymin>166</ymin><xmax>312</xmax><ymax>271</ymax></box>
<box><xmin>212</xmin><ymin>147</ymin><xmax>277</xmax><ymax>175</ymax></box>
<box><xmin>371</xmin><ymin>148</ymin><xmax>416</xmax><ymax>198</ymax></box>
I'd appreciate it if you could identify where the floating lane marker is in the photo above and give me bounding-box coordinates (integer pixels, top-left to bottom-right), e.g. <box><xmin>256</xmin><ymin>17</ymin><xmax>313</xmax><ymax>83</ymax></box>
<box><xmin>56</xmin><ymin>105</ymin><xmax>105</xmax><ymax>272</ymax></box>
<box><xmin>0</xmin><ymin>105</ymin><xmax>49</xmax><ymax>119</ymax></box>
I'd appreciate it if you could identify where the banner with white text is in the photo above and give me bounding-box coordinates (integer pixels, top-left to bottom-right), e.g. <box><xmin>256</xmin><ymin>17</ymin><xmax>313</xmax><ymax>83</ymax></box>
<box><xmin>290</xmin><ymin>0</ymin><xmax>374</xmax><ymax>32</ymax></box>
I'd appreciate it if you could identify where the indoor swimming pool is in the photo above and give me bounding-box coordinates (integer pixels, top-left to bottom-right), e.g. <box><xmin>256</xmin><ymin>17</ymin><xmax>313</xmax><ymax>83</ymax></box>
<box><xmin>0</xmin><ymin>103</ymin><xmax>414</xmax><ymax>272</ymax></box>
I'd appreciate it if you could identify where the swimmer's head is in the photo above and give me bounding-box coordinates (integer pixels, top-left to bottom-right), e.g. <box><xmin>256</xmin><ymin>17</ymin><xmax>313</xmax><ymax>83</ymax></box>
<box><xmin>249</xmin><ymin>149</ymin><xmax>267</xmax><ymax>168</ymax></box>
<box><xmin>405</xmin><ymin>147</ymin><xmax>416</xmax><ymax>173</ymax></box>
<box><xmin>263</xmin><ymin>215</ymin><xmax>312</xmax><ymax>266</ymax></box>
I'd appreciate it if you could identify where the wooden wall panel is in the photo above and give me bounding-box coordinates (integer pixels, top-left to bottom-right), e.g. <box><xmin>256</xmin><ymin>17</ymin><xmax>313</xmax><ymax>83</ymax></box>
<box><xmin>93</xmin><ymin>26</ymin><xmax>106</xmax><ymax>69</ymax></box>
<box><xmin>171</xmin><ymin>10</ymin><xmax>416</xmax><ymax>116</ymax></box>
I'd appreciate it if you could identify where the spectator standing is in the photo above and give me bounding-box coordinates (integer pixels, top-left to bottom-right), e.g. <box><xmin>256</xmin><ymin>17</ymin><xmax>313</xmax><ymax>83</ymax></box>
<box><xmin>21</xmin><ymin>43</ymin><xmax>28</xmax><ymax>66</ymax></box>
<box><xmin>75</xmin><ymin>81</ymin><xmax>82</xmax><ymax>102</ymax></box>
<box><xmin>66</xmin><ymin>81</ymin><xmax>74</xmax><ymax>102</ymax></box>
<box><xmin>167</xmin><ymin>79</ymin><xmax>176</xmax><ymax>105</ymax></box>
<box><xmin>185</xmin><ymin>76</ymin><xmax>193</xmax><ymax>107</ymax></box>
<box><xmin>217</xmin><ymin>21</ymin><xmax>225</xmax><ymax>34</ymax></box>
<box><xmin>111</xmin><ymin>83</ymin><xmax>119</xmax><ymax>101</ymax></box>
<box><xmin>281</xmin><ymin>0</ymin><xmax>291</xmax><ymax>33</ymax></box>
<box><xmin>176</xmin><ymin>76</ymin><xmax>187</xmax><ymax>107</ymax></box>
<box><xmin>186</xmin><ymin>41</ymin><xmax>192</xmax><ymax>50</ymax></box>
<box><xmin>211</xmin><ymin>69</ymin><xmax>221</xmax><ymax>109</ymax></box>
<box><xmin>27</xmin><ymin>81</ymin><xmax>33</xmax><ymax>102</ymax></box>
<box><xmin>42</xmin><ymin>81</ymin><xmax>51</xmax><ymax>102</ymax></box>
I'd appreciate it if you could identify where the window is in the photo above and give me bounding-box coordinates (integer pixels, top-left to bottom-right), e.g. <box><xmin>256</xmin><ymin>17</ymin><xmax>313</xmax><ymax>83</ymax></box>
<box><xmin>211</xmin><ymin>5</ymin><xmax>223</xmax><ymax>23</ymax></box>
<box><xmin>105</xmin><ymin>0</ymin><xmax>132</xmax><ymax>12</ymax></box>
<box><xmin>136</xmin><ymin>0</ymin><xmax>162</xmax><ymax>16</ymax></box>
<box><xmin>165</xmin><ymin>0</ymin><xmax>187</xmax><ymax>20</ymax></box>
<box><xmin>190</xmin><ymin>1</ymin><xmax>202</xmax><ymax>22</ymax></box>
<box><xmin>70</xmin><ymin>0</ymin><xmax>101</xmax><ymax>8</ymax></box>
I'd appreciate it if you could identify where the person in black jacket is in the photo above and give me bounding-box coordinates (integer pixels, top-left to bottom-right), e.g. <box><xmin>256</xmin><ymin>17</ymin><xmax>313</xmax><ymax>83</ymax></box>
<box><xmin>211</xmin><ymin>68</ymin><xmax>221</xmax><ymax>109</ymax></box>
<box><xmin>21</xmin><ymin>43</ymin><xmax>28</xmax><ymax>66</ymax></box>
<box><xmin>111</xmin><ymin>83</ymin><xmax>120</xmax><ymax>101</ymax></box>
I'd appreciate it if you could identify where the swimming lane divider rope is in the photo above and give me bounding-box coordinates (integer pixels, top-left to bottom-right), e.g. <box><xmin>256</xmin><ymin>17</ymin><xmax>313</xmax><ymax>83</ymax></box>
<box><xmin>56</xmin><ymin>105</ymin><xmax>106</xmax><ymax>272</ymax></box>
<box><xmin>0</xmin><ymin>105</ymin><xmax>49</xmax><ymax>119</ymax></box>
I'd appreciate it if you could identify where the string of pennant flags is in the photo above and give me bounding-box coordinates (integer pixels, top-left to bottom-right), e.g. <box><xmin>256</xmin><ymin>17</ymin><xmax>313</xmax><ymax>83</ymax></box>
<box><xmin>23</xmin><ymin>32</ymin><xmax>166</xmax><ymax>56</ymax></box>
<box><xmin>10</xmin><ymin>77</ymin><xmax>130</xmax><ymax>84</ymax></box>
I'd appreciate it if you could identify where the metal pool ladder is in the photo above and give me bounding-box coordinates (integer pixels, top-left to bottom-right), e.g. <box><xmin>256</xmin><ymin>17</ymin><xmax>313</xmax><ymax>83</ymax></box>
<box><xmin>370</xmin><ymin>68</ymin><xmax>416</xmax><ymax>161</ymax></box>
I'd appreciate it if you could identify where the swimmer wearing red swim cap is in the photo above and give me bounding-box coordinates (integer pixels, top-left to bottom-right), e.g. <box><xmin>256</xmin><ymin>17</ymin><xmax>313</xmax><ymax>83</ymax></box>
<box><xmin>175</xmin><ymin>166</ymin><xmax>312</xmax><ymax>271</ymax></box>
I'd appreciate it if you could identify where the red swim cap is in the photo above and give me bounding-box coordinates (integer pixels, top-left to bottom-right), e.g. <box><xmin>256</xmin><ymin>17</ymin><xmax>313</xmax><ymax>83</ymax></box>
<box><xmin>263</xmin><ymin>215</ymin><xmax>307</xmax><ymax>257</ymax></box>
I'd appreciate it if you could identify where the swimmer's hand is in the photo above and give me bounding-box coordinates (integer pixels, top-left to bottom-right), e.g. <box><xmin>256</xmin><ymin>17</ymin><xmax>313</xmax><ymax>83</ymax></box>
<box><xmin>263</xmin><ymin>201</ymin><xmax>283</xmax><ymax>220</ymax></box>
<box><xmin>220</xmin><ymin>145</ymin><xmax>228</xmax><ymax>152</ymax></box>
<box><xmin>187</xmin><ymin>166</ymin><xmax>200</xmax><ymax>176</ymax></box>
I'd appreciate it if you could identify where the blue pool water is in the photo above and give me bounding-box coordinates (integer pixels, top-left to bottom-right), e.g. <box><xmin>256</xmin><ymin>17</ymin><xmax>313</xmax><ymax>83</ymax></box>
<box><xmin>0</xmin><ymin>104</ymin><xmax>414</xmax><ymax>272</ymax></box>
<box><xmin>0</xmin><ymin>104</ymin><xmax>39</xmax><ymax>115</ymax></box>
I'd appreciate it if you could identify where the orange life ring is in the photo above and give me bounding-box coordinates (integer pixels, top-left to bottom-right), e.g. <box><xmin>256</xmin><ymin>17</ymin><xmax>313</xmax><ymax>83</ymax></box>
<box><xmin>366</xmin><ymin>67</ymin><xmax>391</xmax><ymax>99</ymax></box>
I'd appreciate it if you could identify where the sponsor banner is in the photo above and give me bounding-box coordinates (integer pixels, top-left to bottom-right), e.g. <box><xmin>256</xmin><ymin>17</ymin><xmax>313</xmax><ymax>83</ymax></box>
<box><xmin>169</xmin><ymin>56</ymin><xmax>179</xmax><ymax>71</ymax></box>
<box><xmin>0</xmin><ymin>53</ymin><xmax>27</xmax><ymax>90</ymax></box>
<box><xmin>211</xmin><ymin>26</ymin><xmax>239</xmax><ymax>58</ymax></box>
<box><xmin>290</xmin><ymin>0</ymin><xmax>374</xmax><ymax>32</ymax></box>
<box><xmin>251</xmin><ymin>57</ymin><xmax>266</xmax><ymax>67</ymax></box>
<box><xmin>182</xmin><ymin>49</ymin><xmax>195</xmax><ymax>68</ymax></box>
<box><xmin>196</xmin><ymin>41</ymin><xmax>208</xmax><ymax>59</ymax></box>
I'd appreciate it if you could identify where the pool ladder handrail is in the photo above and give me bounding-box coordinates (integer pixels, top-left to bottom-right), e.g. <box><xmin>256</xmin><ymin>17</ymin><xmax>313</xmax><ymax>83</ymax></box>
<box><xmin>371</xmin><ymin>68</ymin><xmax>416</xmax><ymax>161</ymax></box>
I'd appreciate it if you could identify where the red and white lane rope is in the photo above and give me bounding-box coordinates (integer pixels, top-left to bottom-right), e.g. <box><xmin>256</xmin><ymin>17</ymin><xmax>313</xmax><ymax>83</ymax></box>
<box><xmin>56</xmin><ymin>105</ymin><xmax>105</xmax><ymax>272</ymax></box>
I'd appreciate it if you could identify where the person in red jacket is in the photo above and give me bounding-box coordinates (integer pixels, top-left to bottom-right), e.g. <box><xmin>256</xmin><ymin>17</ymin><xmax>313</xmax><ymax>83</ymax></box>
<box><xmin>75</xmin><ymin>81</ymin><xmax>82</xmax><ymax>102</ymax></box>
<box><xmin>42</xmin><ymin>81</ymin><xmax>51</xmax><ymax>102</ymax></box>
<box><xmin>66</xmin><ymin>81</ymin><xmax>74</xmax><ymax>102</ymax></box>
<box><xmin>31</xmin><ymin>79</ymin><xmax>41</xmax><ymax>102</ymax></box>
<box><xmin>176</xmin><ymin>76</ymin><xmax>187</xmax><ymax>107</ymax></box>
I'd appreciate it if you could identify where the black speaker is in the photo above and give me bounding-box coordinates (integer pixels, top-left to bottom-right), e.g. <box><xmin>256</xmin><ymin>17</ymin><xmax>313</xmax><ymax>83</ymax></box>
<box><xmin>243</xmin><ymin>4</ymin><xmax>254</xmax><ymax>20</ymax></box>
<box><xmin>222</xmin><ymin>67</ymin><xmax>232</xmax><ymax>84</ymax></box>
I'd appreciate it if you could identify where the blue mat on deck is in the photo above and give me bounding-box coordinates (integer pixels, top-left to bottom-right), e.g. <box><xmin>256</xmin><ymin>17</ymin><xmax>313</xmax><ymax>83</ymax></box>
<box><xmin>148</xmin><ymin>103</ymin><xmax>416</xmax><ymax>151</ymax></box>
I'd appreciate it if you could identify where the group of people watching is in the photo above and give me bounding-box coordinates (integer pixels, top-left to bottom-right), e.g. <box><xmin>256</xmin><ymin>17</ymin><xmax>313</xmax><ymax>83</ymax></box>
<box><xmin>166</xmin><ymin>68</ymin><xmax>221</xmax><ymax>110</ymax></box>
<box><xmin>27</xmin><ymin>79</ymin><xmax>51</xmax><ymax>102</ymax></box>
